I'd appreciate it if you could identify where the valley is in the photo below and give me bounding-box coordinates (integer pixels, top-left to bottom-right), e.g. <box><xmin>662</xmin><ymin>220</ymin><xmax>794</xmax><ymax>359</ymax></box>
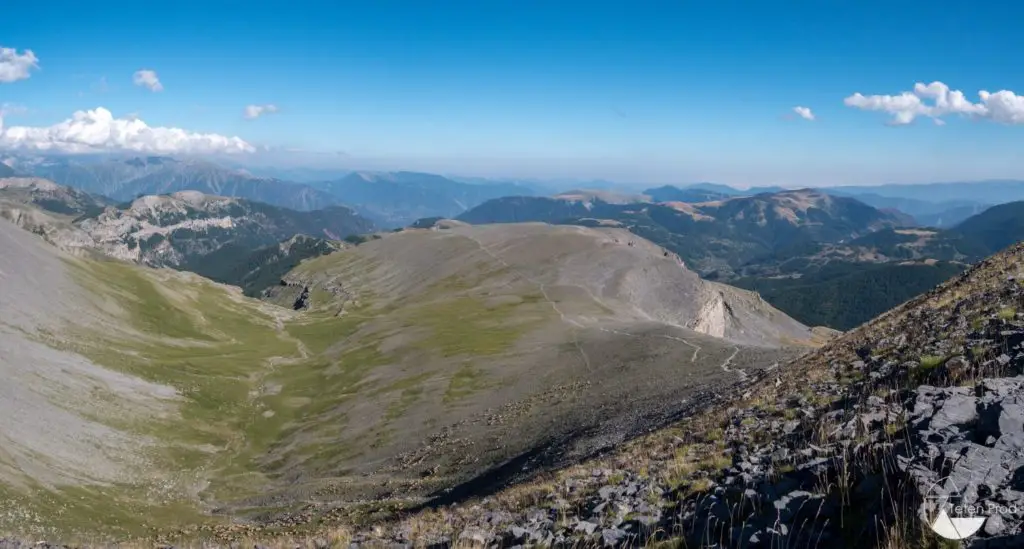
<box><xmin>0</xmin><ymin>215</ymin><xmax>812</xmax><ymax>540</ymax></box>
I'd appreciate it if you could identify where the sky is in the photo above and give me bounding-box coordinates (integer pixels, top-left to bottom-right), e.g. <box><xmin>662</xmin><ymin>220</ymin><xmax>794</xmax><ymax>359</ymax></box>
<box><xmin>4</xmin><ymin>1</ymin><xmax>1024</xmax><ymax>187</ymax></box>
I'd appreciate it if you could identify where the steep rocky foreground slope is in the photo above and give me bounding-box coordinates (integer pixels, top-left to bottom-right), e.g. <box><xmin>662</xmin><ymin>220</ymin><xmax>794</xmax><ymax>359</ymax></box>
<box><xmin>302</xmin><ymin>241</ymin><xmax>1024</xmax><ymax>548</ymax></box>
<box><xmin>0</xmin><ymin>219</ymin><xmax>815</xmax><ymax>542</ymax></box>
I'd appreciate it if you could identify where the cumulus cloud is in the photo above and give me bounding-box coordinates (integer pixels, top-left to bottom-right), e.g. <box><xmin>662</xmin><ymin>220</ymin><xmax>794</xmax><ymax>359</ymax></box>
<box><xmin>792</xmin><ymin>106</ymin><xmax>815</xmax><ymax>121</ymax></box>
<box><xmin>132</xmin><ymin>69</ymin><xmax>163</xmax><ymax>92</ymax></box>
<box><xmin>0</xmin><ymin>47</ymin><xmax>39</xmax><ymax>83</ymax></box>
<box><xmin>0</xmin><ymin>107</ymin><xmax>253</xmax><ymax>154</ymax></box>
<box><xmin>244</xmin><ymin>104</ymin><xmax>279</xmax><ymax>119</ymax></box>
<box><xmin>845</xmin><ymin>81</ymin><xmax>1024</xmax><ymax>125</ymax></box>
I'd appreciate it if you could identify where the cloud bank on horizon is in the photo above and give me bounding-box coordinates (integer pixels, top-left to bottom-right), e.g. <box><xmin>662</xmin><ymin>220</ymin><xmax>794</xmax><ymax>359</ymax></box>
<box><xmin>0</xmin><ymin>107</ymin><xmax>254</xmax><ymax>154</ymax></box>
<box><xmin>845</xmin><ymin>81</ymin><xmax>1024</xmax><ymax>126</ymax></box>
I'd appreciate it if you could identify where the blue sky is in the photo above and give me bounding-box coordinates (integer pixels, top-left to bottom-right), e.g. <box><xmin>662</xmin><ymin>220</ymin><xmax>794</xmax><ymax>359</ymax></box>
<box><xmin>4</xmin><ymin>1</ymin><xmax>1024</xmax><ymax>186</ymax></box>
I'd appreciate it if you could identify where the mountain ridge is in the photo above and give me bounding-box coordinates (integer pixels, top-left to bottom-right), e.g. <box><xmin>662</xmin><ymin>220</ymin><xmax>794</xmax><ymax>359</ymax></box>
<box><xmin>0</xmin><ymin>178</ymin><xmax>376</xmax><ymax>295</ymax></box>
<box><xmin>457</xmin><ymin>189</ymin><xmax>908</xmax><ymax>277</ymax></box>
<box><xmin>8</xmin><ymin>155</ymin><xmax>344</xmax><ymax>212</ymax></box>
<box><xmin>317</xmin><ymin>170</ymin><xmax>538</xmax><ymax>227</ymax></box>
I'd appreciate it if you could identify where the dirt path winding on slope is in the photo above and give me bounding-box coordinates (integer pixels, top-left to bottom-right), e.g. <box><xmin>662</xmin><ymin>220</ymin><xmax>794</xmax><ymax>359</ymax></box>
<box><xmin>462</xmin><ymin>231</ymin><xmax>594</xmax><ymax>371</ymax></box>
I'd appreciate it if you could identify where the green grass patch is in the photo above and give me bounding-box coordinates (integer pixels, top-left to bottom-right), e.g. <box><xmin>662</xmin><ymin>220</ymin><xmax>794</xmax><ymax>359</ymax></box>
<box><xmin>405</xmin><ymin>294</ymin><xmax>545</xmax><ymax>357</ymax></box>
<box><xmin>57</xmin><ymin>258</ymin><xmax>321</xmax><ymax>509</ymax></box>
<box><xmin>68</xmin><ymin>259</ymin><xmax>214</xmax><ymax>341</ymax></box>
<box><xmin>286</xmin><ymin>312</ymin><xmax>365</xmax><ymax>355</ymax></box>
<box><xmin>912</xmin><ymin>354</ymin><xmax>947</xmax><ymax>385</ymax></box>
<box><xmin>998</xmin><ymin>306</ymin><xmax>1017</xmax><ymax>321</ymax></box>
<box><xmin>0</xmin><ymin>479</ymin><xmax>214</xmax><ymax>539</ymax></box>
<box><xmin>384</xmin><ymin>387</ymin><xmax>424</xmax><ymax>421</ymax></box>
<box><xmin>444</xmin><ymin>363</ymin><xmax>489</xmax><ymax>403</ymax></box>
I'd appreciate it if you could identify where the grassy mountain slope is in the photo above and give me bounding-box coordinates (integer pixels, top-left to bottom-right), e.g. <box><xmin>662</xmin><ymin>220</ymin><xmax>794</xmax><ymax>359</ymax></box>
<box><xmin>0</xmin><ymin>219</ymin><xmax>817</xmax><ymax>542</ymax></box>
<box><xmin>307</xmin><ymin>239</ymin><xmax>1024</xmax><ymax>548</ymax></box>
<box><xmin>457</xmin><ymin>191</ymin><xmax>935</xmax><ymax>330</ymax></box>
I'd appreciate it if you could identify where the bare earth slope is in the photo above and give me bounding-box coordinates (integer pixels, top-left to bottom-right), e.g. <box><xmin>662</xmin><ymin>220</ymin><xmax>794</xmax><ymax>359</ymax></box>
<box><xmin>254</xmin><ymin>223</ymin><xmax>817</xmax><ymax>505</ymax></box>
<box><xmin>0</xmin><ymin>219</ymin><xmax>178</xmax><ymax>519</ymax></box>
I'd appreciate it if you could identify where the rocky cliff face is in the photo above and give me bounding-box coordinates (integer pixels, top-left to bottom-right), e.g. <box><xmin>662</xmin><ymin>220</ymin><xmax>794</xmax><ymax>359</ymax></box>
<box><xmin>0</xmin><ymin>178</ymin><xmax>375</xmax><ymax>294</ymax></box>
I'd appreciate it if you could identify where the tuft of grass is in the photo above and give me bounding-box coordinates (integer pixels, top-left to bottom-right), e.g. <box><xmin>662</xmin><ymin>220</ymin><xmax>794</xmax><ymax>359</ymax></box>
<box><xmin>704</xmin><ymin>428</ymin><xmax>724</xmax><ymax>442</ymax></box>
<box><xmin>998</xmin><ymin>306</ymin><xmax>1017</xmax><ymax>321</ymax></box>
<box><xmin>444</xmin><ymin>363</ymin><xmax>489</xmax><ymax>403</ymax></box>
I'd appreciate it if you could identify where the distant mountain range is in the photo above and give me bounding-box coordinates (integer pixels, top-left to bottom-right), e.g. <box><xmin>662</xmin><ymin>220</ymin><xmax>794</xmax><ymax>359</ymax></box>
<box><xmin>643</xmin><ymin>185</ymin><xmax>730</xmax><ymax>203</ymax></box>
<box><xmin>656</xmin><ymin>179</ymin><xmax>1024</xmax><ymax>206</ymax></box>
<box><xmin>0</xmin><ymin>177</ymin><xmax>375</xmax><ymax>295</ymax></box>
<box><xmin>456</xmin><ymin>188</ymin><xmax>1024</xmax><ymax>329</ymax></box>
<box><xmin>643</xmin><ymin>183</ymin><xmax>1000</xmax><ymax>228</ymax></box>
<box><xmin>8</xmin><ymin>155</ymin><xmax>343</xmax><ymax>212</ymax></box>
<box><xmin>5</xmin><ymin>155</ymin><xmax>544</xmax><ymax>227</ymax></box>
<box><xmin>315</xmin><ymin>171</ymin><xmax>538</xmax><ymax>227</ymax></box>
<box><xmin>727</xmin><ymin>202</ymin><xmax>1024</xmax><ymax>329</ymax></box>
<box><xmin>458</xmin><ymin>189</ymin><xmax>907</xmax><ymax>276</ymax></box>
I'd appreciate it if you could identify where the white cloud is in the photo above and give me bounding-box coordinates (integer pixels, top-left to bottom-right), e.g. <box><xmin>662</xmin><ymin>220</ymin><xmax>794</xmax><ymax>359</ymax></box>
<box><xmin>0</xmin><ymin>107</ymin><xmax>253</xmax><ymax>154</ymax></box>
<box><xmin>244</xmin><ymin>104</ymin><xmax>279</xmax><ymax>119</ymax></box>
<box><xmin>132</xmin><ymin>69</ymin><xmax>163</xmax><ymax>92</ymax></box>
<box><xmin>792</xmin><ymin>106</ymin><xmax>815</xmax><ymax>121</ymax></box>
<box><xmin>845</xmin><ymin>81</ymin><xmax>1024</xmax><ymax>125</ymax></box>
<box><xmin>0</xmin><ymin>47</ymin><xmax>39</xmax><ymax>83</ymax></box>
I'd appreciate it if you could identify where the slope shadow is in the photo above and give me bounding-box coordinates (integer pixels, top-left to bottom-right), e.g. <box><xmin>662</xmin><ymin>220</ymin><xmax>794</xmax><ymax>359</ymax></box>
<box><xmin>406</xmin><ymin>384</ymin><xmax>732</xmax><ymax>513</ymax></box>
